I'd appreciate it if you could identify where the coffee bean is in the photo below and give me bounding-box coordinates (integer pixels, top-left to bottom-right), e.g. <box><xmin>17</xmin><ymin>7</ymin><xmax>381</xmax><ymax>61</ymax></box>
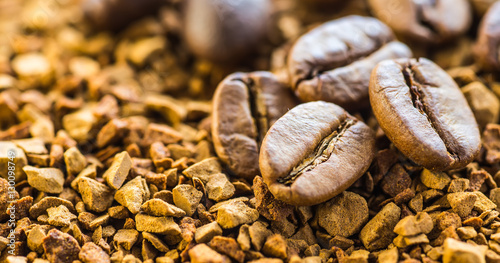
<box><xmin>287</xmin><ymin>15</ymin><xmax>411</xmax><ymax>110</ymax></box>
<box><xmin>184</xmin><ymin>0</ymin><xmax>271</xmax><ymax>63</ymax></box>
<box><xmin>259</xmin><ymin>101</ymin><xmax>376</xmax><ymax>206</ymax></box>
<box><xmin>470</xmin><ymin>0</ymin><xmax>498</xmax><ymax>16</ymax></box>
<box><xmin>369</xmin><ymin>58</ymin><xmax>481</xmax><ymax>171</ymax></box>
<box><xmin>212</xmin><ymin>72</ymin><xmax>297</xmax><ymax>180</ymax></box>
<box><xmin>82</xmin><ymin>0</ymin><xmax>166</xmax><ymax>31</ymax></box>
<box><xmin>475</xmin><ymin>1</ymin><xmax>500</xmax><ymax>71</ymax></box>
<box><xmin>368</xmin><ymin>0</ymin><xmax>472</xmax><ymax>44</ymax></box>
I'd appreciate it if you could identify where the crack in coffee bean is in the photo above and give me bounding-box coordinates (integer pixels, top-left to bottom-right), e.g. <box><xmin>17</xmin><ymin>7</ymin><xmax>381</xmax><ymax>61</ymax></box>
<box><xmin>370</xmin><ymin>58</ymin><xmax>480</xmax><ymax>171</ymax></box>
<box><xmin>278</xmin><ymin>118</ymin><xmax>355</xmax><ymax>185</ymax></box>
<box><xmin>260</xmin><ymin>101</ymin><xmax>375</xmax><ymax>205</ymax></box>
<box><xmin>403</xmin><ymin>64</ymin><xmax>460</xmax><ymax>162</ymax></box>
<box><xmin>295</xmin><ymin>40</ymin><xmax>383</xmax><ymax>88</ymax></box>
<box><xmin>287</xmin><ymin>16</ymin><xmax>412</xmax><ymax>110</ymax></box>
<box><xmin>241</xmin><ymin>78</ymin><xmax>269</xmax><ymax>147</ymax></box>
<box><xmin>368</xmin><ymin>0</ymin><xmax>471</xmax><ymax>44</ymax></box>
<box><xmin>297</xmin><ymin>67</ymin><xmax>323</xmax><ymax>89</ymax></box>
<box><xmin>403</xmin><ymin>66</ymin><xmax>427</xmax><ymax>117</ymax></box>
<box><xmin>416</xmin><ymin>0</ymin><xmax>439</xmax><ymax>35</ymax></box>
<box><xmin>212</xmin><ymin>72</ymin><xmax>297</xmax><ymax>180</ymax></box>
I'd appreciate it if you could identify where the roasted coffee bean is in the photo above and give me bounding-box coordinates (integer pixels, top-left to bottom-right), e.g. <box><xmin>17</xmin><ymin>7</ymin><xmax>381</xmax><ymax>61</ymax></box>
<box><xmin>470</xmin><ymin>0</ymin><xmax>498</xmax><ymax>16</ymax></box>
<box><xmin>368</xmin><ymin>0</ymin><xmax>472</xmax><ymax>44</ymax></box>
<box><xmin>82</xmin><ymin>0</ymin><xmax>166</xmax><ymax>31</ymax></box>
<box><xmin>369</xmin><ymin>58</ymin><xmax>481</xmax><ymax>171</ymax></box>
<box><xmin>474</xmin><ymin>1</ymin><xmax>500</xmax><ymax>71</ymax></box>
<box><xmin>259</xmin><ymin>101</ymin><xmax>376</xmax><ymax>206</ymax></box>
<box><xmin>212</xmin><ymin>71</ymin><xmax>297</xmax><ymax>180</ymax></box>
<box><xmin>184</xmin><ymin>0</ymin><xmax>271</xmax><ymax>63</ymax></box>
<box><xmin>287</xmin><ymin>15</ymin><xmax>412</xmax><ymax>111</ymax></box>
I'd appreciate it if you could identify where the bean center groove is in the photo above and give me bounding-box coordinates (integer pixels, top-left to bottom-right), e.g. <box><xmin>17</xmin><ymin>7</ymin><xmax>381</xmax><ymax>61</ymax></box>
<box><xmin>402</xmin><ymin>65</ymin><xmax>459</xmax><ymax>160</ymax></box>
<box><xmin>238</xmin><ymin>78</ymin><xmax>268</xmax><ymax>146</ymax></box>
<box><xmin>278</xmin><ymin>118</ymin><xmax>356</xmax><ymax>185</ymax></box>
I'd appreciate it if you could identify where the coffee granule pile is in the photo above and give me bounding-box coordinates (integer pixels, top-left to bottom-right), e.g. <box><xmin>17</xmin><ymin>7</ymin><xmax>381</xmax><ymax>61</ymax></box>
<box><xmin>1</xmin><ymin>0</ymin><xmax>500</xmax><ymax>263</ymax></box>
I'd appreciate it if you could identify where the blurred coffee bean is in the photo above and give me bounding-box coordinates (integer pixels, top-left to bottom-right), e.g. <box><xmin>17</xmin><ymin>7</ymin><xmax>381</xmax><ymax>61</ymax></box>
<box><xmin>212</xmin><ymin>71</ymin><xmax>297</xmax><ymax>181</ymax></box>
<box><xmin>299</xmin><ymin>0</ymin><xmax>346</xmax><ymax>8</ymax></box>
<box><xmin>287</xmin><ymin>15</ymin><xmax>412</xmax><ymax>111</ymax></box>
<box><xmin>470</xmin><ymin>0</ymin><xmax>498</xmax><ymax>16</ymax></box>
<box><xmin>369</xmin><ymin>58</ymin><xmax>481</xmax><ymax>171</ymax></box>
<box><xmin>368</xmin><ymin>0</ymin><xmax>472</xmax><ymax>44</ymax></box>
<box><xmin>183</xmin><ymin>0</ymin><xmax>271</xmax><ymax>63</ymax></box>
<box><xmin>474</xmin><ymin>1</ymin><xmax>500</xmax><ymax>71</ymax></box>
<box><xmin>259</xmin><ymin>101</ymin><xmax>376</xmax><ymax>206</ymax></box>
<box><xmin>82</xmin><ymin>0</ymin><xmax>167</xmax><ymax>31</ymax></box>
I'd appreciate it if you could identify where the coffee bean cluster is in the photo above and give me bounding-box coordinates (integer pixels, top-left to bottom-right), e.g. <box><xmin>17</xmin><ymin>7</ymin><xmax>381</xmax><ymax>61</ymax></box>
<box><xmin>213</xmin><ymin>15</ymin><xmax>481</xmax><ymax>206</ymax></box>
<box><xmin>2</xmin><ymin>0</ymin><xmax>500</xmax><ymax>263</ymax></box>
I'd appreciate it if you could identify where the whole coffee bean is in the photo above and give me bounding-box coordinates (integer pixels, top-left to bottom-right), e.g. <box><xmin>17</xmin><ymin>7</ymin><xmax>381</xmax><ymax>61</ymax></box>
<box><xmin>368</xmin><ymin>0</ymin><xmax>472</xmax><ymax>44</ymax></box>
<box><xmin>369</xmin><ymin>58</ymin><xmax>481</xmax><ymax>171</ymax></box>
<box><xmin>470</xmin><ymin>0</ymin><xmax>498</xmax><ymax>16</ymax></box>
<box><xmin>259</xmin><ymin>101</ymin><xmax>376</xmax><ymax>206</ymax></box>
<box><xmin>184</xmin><ymin>0</ymin><xmax>271</xmax><ymax>63</ymax></box>
<box><xmin>475</xmin><ymin>1</ymin><xmax>500</xmax><ymax>71</ymax></box>
<box><xmin>82</xmin><ymin>0</ymin><xmax>166</xmax><ymax>31</ymax></box>
<box><xmin>212</xmin><ymin>72</ymin><xmax>297</xmax><ymax>180</ymax></box>
<box><xmin>287</xmin><ymin>15</ymin><xmax>412</xmax><ymax>111</ymax></box>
